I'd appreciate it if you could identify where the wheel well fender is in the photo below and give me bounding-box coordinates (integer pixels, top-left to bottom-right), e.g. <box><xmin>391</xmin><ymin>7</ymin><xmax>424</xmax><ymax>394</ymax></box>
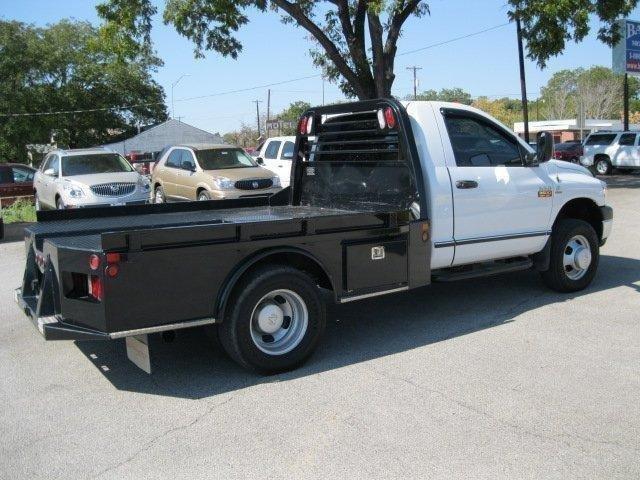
<box><xmin>554</xmin><ymin>198</ymin><xmax>603</xmax><ymax>240</ymax></box>
<box><xmin>215</xmin><ymin>247</ymin><xmax>335</xmax><ymax>322</ymax></box>
<box><xmin>594</xmin><ymin>153</ymin><xmax>610</xmax><ymax>162</ymax></box>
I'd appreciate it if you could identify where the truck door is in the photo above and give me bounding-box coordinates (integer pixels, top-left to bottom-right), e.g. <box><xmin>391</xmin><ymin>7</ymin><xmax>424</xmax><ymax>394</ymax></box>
<box><xmin>615</xmin><ymin>133</ymin><xmax>637</xmax><ymax>167</ymax></box>
<box><xmin>260</xmin><ymin>140</ymin><xmax>281</xmax><ymax>178</ymax></box>
<box><xmin>277</xmin><ymin>140</ymin><xmax>294</xmax><ymax>187</ymax></box>
<box><xmin>440</xmin><ymin>110</ymin><xmax>555</xmax><ymax>266</ymax></box>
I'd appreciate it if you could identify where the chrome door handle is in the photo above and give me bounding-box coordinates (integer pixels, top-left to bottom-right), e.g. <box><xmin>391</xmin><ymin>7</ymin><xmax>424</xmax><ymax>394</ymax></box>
<box><xmin>456</xmin><ymin>180</ymin><xmax>478</xmax><ymax>189</ymax></box>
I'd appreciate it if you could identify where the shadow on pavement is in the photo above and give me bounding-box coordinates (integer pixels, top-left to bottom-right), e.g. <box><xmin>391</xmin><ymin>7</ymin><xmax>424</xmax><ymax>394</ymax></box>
<box><xmin>75</xmin><ymin>254</ymin><xmax>640</xmax><ymax>399</ymax></box>
<box><xmin>602</xmin><ymin>172</ymin><xmax>640</xmax><ymax>189</ymax></box>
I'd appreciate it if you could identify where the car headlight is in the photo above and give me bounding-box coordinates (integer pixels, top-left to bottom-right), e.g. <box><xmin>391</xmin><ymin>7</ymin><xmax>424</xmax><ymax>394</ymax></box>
<box><xmin>213</xmin><ymin>177</ymin><xmax>235</xmax><ymax>190</ymax></box>
<box><xmin>271</xmin><ymin>176</ymin><xmax>281</xmax><ymax>188</ymax></box>
<box><xmin>63</xmin><ymin>183</ymin><xmax>85</xmax><ymax>198</ymax></box>
<box><xmin>137</xmin><ymin>176</ymin><xmax>150</xmax><ymax>191</ymax></box>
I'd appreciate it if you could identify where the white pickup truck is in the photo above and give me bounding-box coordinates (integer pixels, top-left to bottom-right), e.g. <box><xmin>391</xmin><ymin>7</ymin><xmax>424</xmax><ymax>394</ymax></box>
<box><xmin>580</xmin><ymin>130</ymin><xmax>640</xmax><ymax>175</ymax></box>
<box><xmin>17</xmin><ymin>99</ymin><xmax>613</xmax><ymax>374</ymax></box>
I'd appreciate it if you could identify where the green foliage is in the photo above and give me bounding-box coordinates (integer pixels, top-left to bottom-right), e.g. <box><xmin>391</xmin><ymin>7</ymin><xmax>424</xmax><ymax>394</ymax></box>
<box><xmin>97</xmin><ymin>1</ymin><xmax>430</xmax><ymax>99</ymax></box>
<box><xmin>0</xmin><ymin>199</ymin><xmax>36</xmax><ymax>224</ymax></box>
<box><xmin>539</xmin><ymin>66</ymin><xmax>639</xmax><ymax>119</ymax></box>
<box><xmin>410</xmin><ymin>88</ymin><xmax>472</xmax><ymax>104</ymax></box>
<box><xmin>509</xmin><ymin>0</ymin><xmax>639</xmax><ymax>68</ymax></box>
<box><xmin>0</xmin><ymin>19</ymin><xmax>168</xmax><ymax>164</ymax></box>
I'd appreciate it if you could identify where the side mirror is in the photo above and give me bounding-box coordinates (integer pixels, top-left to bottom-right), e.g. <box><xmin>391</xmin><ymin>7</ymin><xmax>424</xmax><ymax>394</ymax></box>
<box><xmin>256</xmin><ymin>157</ymin><xmax>264</xmax><ymax>165</ymax></box>
<box><xmin>181</xmin><ymin>161</ymin><xmax>196</xmax><ymax>172</ymax></box>
<box><xmin>536</xmin><ymin>131</ymin><xmax>553</xmax><ymax>163</ymax></box>
<box><xmin>44</xmin><ymin>168</ymin><xmax>55</xmax><ymax>176</ymax></box>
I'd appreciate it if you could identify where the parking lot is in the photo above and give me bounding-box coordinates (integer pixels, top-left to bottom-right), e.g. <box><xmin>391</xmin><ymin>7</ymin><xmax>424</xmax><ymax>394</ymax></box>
<box><xmin>0</xmin><ymin>174</ymin><xmax>638</xmax><ymax>479</ymax></box>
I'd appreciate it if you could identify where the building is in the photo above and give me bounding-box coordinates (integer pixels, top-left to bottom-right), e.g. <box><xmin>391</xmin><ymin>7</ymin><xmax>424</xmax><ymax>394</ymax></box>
<box><xmin>513</xmin><ymin>119</ymin><xmax>640</xmax><ymax>143</ymax></box>
<box><xmin>101</xmin><ymin>119</ymin><xmax>223</xmax><ymax>156</ymax></box>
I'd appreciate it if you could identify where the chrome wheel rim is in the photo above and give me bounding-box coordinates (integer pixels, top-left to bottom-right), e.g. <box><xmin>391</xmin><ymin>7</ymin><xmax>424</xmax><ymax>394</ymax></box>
<box><xmin>250</xmin><ymin>289</ymin><xmax>308</xmax><ymax>356</ymax></box>
<box><xmin>154</xmin><ymin>188</ymin><xmax>164</xmax><ymax>203</ymax></box>
<box><xmin>563</xmin><ymin>234</ymin><xmax>592</xmax><ymax>280</ymax></box>
<box><xmin>198</xmin><ymin>193</ymin><xmax>208</xmax><ymax>201</ymax></box>
<box><xmin>56</xmin><ymin>199</ymin><xmax>64</xmax><ymax>210</ymax></box>
<box><xmin>596</xmin><ymin>160</ymin><xmax>608</xmax><ymax>174</ymax></box>
<box><xmin>35</xmin><ymin>196</ymin><xmax>40</xmax><ymax>210</ymax></box>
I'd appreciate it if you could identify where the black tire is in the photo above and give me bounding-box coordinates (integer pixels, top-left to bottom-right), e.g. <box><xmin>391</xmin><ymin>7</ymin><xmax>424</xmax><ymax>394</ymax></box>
<box><xmin>55</xmin><ymin>196</ymin><xmax>65</xmax><ymax>210</ymax></box>
<box><xmin>154</xmin><ymin>185</ymin><xmax>165</xmax><ymax>204</ymax></box>
<box><xmin>34</xmin><ymin>192</ymin><xmax>41</xmax><ymax>211</ymax></box>
<box><xmin>218</xmin><ymin>266</ymin><xmax>326</xmax><ymax>374</ymax></box>
<box><xmin>540</xmin><ymin>219</ymin><xmax>599</xmax><ymax>293</ymax></box>
<box><xmin>197</xmin><ymin>190</ymin><xmax>211</xmax><ymax>201</ymax></box>
<box><xmin>570</xmin><ymin>157</ymin><xmax>580</xmax><ymax>165</ymax></box>
<box><xmin>595</xmin><ymin>157</ymin><xmax>612</xmax><ymax>175</ymax></box>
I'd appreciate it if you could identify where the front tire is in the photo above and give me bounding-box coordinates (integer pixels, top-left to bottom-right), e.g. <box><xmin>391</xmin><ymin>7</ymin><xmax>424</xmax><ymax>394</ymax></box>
<box><xmin>55</xmin><ymin>197</ymin><xmax>65</xmax><ymax>210</ymax></box>
<box><xmin>197</xmin><ymin>190</ymin><xmax>211</xmax><ymax>201</ymax></box>
<box><xmin>154</xmin><ymin>186</ymin><xmax>165</xmax><ymax>204</ymax></box>
<box><xmin>218</xmin><ymin>266</ymin><xmax>326</xmax><ymax>374</ymax></box>
<box><xmin>540</xmin><ymin>219</ymin><xmax>599</xmax><ymax>292</ymax></box>
<box><xmin>34</xmin><ymin>192</ymin><xmax>41</xmax><ymax>211</ymax></box>
<box><xmin>595</xmin><ymin>157</ymin><xmax>612</xmax><ymax>175</ymax></box>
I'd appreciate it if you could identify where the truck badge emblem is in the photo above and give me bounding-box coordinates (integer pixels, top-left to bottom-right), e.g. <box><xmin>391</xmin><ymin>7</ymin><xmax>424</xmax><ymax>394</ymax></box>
<box><xmin>538</xmin><ymin>186</ymin><xmax>553</xmax><ymax>198</ymax></box>
<box><xmin>371</xmin><ymin>246</ymin><xmax>385</xmax><ymax>260</ymax></box>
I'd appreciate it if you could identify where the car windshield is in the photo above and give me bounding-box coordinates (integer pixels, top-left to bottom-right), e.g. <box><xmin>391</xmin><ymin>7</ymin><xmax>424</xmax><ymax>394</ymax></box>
<box><xmin>195</xmin><ymin>148</ymin><xmax>258</xmax><ymax>170</ymax></box>
<box><xmin>62</xmin><ymin>154</ymin><xmax>134</xmax><ymax>176</ymax></box>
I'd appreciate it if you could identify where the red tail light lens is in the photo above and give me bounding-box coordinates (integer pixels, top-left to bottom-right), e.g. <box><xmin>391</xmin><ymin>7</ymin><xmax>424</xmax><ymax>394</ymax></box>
<box><xmin>384</xmin><ymin>107</ymin><xmax>396</xmax><ymax>129</ymax></box>
<box><xmin>106</xmin><ymin>253</ymin><xmax>121</xmax><ymax>264</ymax></box>
<box><xmin>298</xmin><ymin>116</ymin><xmax>308</xmax><ymax>135</ymax></box>
<box><xmin>105</xmin><ymin>264</ymin><xmax>119</xmax><ymax>278</ymax></box>
<box><xmin>89</xmin><ymin>275</ymin><xmax>103</xmax><ymax>301</ymax></box>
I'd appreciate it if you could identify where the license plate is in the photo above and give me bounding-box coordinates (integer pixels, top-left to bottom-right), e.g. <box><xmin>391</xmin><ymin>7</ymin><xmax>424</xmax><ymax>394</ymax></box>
<box><xmin>111</xmin><ymin>202</ymin><xmax>126</xmax><ymax>207</ymax></box>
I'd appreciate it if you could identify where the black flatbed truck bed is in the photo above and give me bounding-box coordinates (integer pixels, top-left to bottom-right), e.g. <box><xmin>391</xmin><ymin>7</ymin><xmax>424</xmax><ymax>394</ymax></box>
<box><xmin>16</xmin><ymin>99</ymin><xmax>431</xmax><ymax>373</ymax></box>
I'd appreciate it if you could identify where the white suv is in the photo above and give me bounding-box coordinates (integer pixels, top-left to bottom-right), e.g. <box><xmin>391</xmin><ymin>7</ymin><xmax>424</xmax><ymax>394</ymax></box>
<box><xmin>256</xmin><ymin>136</ymin><xmax>296</xmax><ymax>187</ymax></box>
<box><xmin>580</xmin><ymin>131</ymin><xmax>640</xmax><ymax>175</ymax></box>
<box><xmin>34</xmin><ymin>148</ymin><xmax>151</xmax><ymax>210</ymax></box>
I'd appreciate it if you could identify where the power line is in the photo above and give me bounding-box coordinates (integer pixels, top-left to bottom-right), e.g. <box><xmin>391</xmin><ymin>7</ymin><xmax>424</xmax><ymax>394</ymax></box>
<box><xmin>0</xmin><ymin>22</ymin><xmax>512</xmax><ymax>118</ymax></box>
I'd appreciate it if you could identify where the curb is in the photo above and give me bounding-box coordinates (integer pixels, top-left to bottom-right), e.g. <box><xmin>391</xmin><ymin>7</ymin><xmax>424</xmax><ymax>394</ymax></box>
<box><xmin>0</xmin><ymin>221</ymin><xmax>34</xmax><ymax>243</ymax></box>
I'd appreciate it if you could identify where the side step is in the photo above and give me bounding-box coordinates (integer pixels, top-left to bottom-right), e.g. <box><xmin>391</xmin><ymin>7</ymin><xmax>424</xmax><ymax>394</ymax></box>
<box><xmin>432</xmin><ymin>257</ymin><xmax>533</xmax><ymax>282</ymax></box>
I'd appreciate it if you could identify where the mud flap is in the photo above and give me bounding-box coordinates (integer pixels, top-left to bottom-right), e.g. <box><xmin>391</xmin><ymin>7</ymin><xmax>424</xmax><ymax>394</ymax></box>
<box><xmin>126</xmin><ymin>334</ymin><xmax>151</xmax><ymax>374</ymax></box>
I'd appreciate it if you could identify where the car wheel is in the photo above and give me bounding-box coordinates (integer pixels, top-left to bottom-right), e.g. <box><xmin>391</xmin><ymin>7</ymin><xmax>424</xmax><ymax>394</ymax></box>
<box><xmin>218</xmin><ymin>266</ymin><xmax>326</xmax><ymax>374</ymax></box>
<box><xmin>197</xmin><ymin>190</ymin><xmax>211</xmax><ymax>201</ymax></box>
<box><xmin>154</xmin><ymin>186</ymin><xmax>165</xmax><ymax>204</ymax></box>
<box><xmin>540</xmin><ymin>219</ymin><xmax>599</xmax><ymax>293</ymax></box>
<box><xmin>34</xmin><ymin>193</ymin><xmax>41</xmax><ymax>211</ymax></box>
<box><xmin>595</xmin><ymin>158</ymin><xmax>612</xmax><ymax>175</ymax></box>
<box><xmin>55</xmin><ymin>197</ymin><xmax>65</xmax><ymax>210</ymax></box>
<box><xmin>570</xmin><ymin>157</ymin><xmax>580</xmax><ymax>164</ymax></box>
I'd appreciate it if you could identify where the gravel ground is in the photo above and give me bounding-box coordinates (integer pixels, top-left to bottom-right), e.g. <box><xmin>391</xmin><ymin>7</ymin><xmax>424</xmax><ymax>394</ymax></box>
<box><xmin>0</xmin><ymin>174</ymin><xmax>639</xmax><ymax>480</ymax></box>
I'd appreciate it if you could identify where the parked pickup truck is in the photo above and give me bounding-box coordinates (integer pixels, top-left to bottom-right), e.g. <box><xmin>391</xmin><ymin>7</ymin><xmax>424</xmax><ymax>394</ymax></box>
<box><xmin>15</xmin><ymin>99</ymin><xmax>612</xmax><ymax>374</ymax></box>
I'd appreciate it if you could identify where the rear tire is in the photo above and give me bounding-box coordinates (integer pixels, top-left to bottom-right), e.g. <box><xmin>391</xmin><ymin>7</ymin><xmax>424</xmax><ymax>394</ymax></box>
<box><xmin>55</xmin><ymin>197</ymin><xmax>65</xmax><ymax>210</ymax></box>
<box><xmin>595</xmin><ymin>157</ymin><xmax>612</xmax><ymax>175</ymax></box>
<box><xmin>34</xmin><ymin>193</ymin><xmax>41</xmax><ymax>211</ymax></box>
<box><xmin>218</xmin><ymin>266</ymin><xmax>326</xmax><ymax>374</ymax></box>
<box><xmin>540</xmin><ymin>219</ymin><xmax>599</xmax><ymax>292</ymax></box>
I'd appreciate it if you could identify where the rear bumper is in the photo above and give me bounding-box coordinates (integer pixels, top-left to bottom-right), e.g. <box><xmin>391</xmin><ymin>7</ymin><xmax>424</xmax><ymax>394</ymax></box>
<box><xmin>15</xmin><ymin>287</ymin><xmax>108</xmax><ymax>341</ymax></box>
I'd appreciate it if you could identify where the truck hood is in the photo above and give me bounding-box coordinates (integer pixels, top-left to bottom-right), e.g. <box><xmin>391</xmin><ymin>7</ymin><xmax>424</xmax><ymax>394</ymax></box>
<box><xmin>551</xmin><ymin>159</ymin><xmax>593</xmax><ymax>177</ymax></box>
<box><xmin>63</xmin><ymin>171</ymin><xmax>142</xmax><ymax>187</ymax></box>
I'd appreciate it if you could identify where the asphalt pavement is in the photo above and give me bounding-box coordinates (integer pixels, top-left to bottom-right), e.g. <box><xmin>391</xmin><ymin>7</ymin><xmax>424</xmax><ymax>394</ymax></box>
<box><xmin>1</xmin><ymin>174</ymin><xmax>639</xmax><ymax>479</ymax></box>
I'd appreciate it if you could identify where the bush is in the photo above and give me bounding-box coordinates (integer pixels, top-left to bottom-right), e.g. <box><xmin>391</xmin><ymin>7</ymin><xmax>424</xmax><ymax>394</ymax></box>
<box><xmin>1</xmin><ymin>199</ymin><xmax>36</xmax><ymax>223</ymax></box>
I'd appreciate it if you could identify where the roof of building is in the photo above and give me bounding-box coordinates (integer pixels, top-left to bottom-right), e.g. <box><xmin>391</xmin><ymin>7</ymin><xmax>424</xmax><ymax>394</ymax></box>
<box><xmin>101</xmin><ymin>119</ymin><xmax>223</xmax><ymax>155</ymax></box>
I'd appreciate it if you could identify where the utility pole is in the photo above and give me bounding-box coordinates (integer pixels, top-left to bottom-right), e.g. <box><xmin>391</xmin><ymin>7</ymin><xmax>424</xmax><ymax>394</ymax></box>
<box><xmin>624</xmin><ymin>73</ymin><xmax>630</xmax><ymax>131</ymax></box>
<box><xmin>253</xmin><ymin>99</ymin><xmax>263</xmax><ymax>137</ymax></box>
<box><xmin>406</xmin><ymin>66</ymin><xmax>422</xmax><ymax>100</ymax></box>
<box><xmin>516</xmin><ymin>16</ymin><xmax>530</xmax><ymax>143</ymax></box>
<box><xmin>266</xmin><ymin>89</ymin><xmax>271</xmax><ymax>138</ymax></box>
<box><xmin>171</xmin><ymin>73</ymin><xmax>191</xmax><ymax>119</ymax></box>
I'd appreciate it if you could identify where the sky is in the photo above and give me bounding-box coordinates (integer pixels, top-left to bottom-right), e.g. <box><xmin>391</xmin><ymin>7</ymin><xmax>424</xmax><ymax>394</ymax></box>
<box><xmin>3</xmin><ymin>0</ymin><xmax>640</xmax><ymax>135</ymax></box>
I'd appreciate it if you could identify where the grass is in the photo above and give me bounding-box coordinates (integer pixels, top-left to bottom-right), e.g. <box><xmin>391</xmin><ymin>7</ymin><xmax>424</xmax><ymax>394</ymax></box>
<box><xmin>1</xmin><ymin>199</ymin><xmax>37</xmax><ymax>223</ymax></box>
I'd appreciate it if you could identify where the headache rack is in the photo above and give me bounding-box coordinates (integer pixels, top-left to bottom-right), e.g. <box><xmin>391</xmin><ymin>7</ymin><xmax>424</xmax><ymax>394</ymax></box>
<box><xmin>291</xmin><ymin>99</ymin><xmax>426</xmax><ymax>216</ymax></box>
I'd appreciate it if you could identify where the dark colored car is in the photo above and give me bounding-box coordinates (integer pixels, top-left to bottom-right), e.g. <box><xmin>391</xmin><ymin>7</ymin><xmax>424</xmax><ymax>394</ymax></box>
<box><xmin>125</xmin><ymin>151</ymin><xmax>157</xmax><ymax>176</ymax></box>
<box><xmin>0</xmin><ymin>163</ymin><xmax>36</xmax><ymax>208</ymax></box>
<box><xmin>553</xmin><ymin>142</ymin><xmax>583</xmax><ymax>163</ymax></box>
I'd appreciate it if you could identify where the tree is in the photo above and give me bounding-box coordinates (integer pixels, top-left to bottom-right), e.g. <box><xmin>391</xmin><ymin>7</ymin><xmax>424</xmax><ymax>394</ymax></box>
<box><xmin>0</xmin><ymin>20</ymin><xmax>167</xmax><ymax>163</ymax></box>
<box><xmin>271</xmin><ymin>101</ymin><xmax>311</xmax><ymax>136</ymax></box>
<box><xmin>509</xmin><ymin>0</ymin><xmax>639</xmax><ymax>68</ymax></box>
<box><xmin>97</xmin><ymin>1</ymin><xmax>430</xmax><ymax>100</ymax></box>
<box><xmin>410</xmin><ymin>87</ymin><xmax>472</xmax><ymax>104</ymax></box>
<box><xmin>539</xmin><ymin>67</ymin><xmax>640</xmax><ymax>120</ymax></box>
<box><xmin>471</xmin><ymin>97</ymin><xmax>524</xmax><ymax>128</ymax></box>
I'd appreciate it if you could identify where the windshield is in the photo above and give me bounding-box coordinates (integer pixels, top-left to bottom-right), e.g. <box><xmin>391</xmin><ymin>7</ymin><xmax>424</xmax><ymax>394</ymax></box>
<box><xmin>62</xmin><ymin>154</ymin><xmax>134</xmax><ymax>176</ymax></box>
<box><xmin>195</xmin><ymin>148</ymin><xmax>258</xmax><ymax>170</ymax></box>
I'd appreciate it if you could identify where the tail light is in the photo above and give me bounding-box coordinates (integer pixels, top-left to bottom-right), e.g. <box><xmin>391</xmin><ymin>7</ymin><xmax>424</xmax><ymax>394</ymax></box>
<box><xmin>89</xmin><ymin>275</ymin><xmax>103</xmax><ymax>301</ymax></box>
<box><xmin>298</xmin><ymin>114</ymin><xmax>314</xmax><ymax>135</ymax></box>
<box><xmin>105</xmin><ymin>252</ymin><xmax>121</xmax><ymax>278</ymax></box>
<box><xmin>89</xmin><ymin>254</ymin><xmax>101</xmax><ymax>270</ymax></box>
<box><xmin>377</xmin><ymin>106</ymin><xmax>397</xmax><ymax>130</ymax></box>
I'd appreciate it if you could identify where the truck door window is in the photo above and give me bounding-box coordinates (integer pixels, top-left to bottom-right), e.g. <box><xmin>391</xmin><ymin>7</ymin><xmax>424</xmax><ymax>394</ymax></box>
<box><xmin>444</xmin><ymin>116</ymin><xmax>522</xmax><ymax>167</ymax></box>
<box><xmin>618</xmin><ymin>133</ymin><xmax>636</xmax><ymax>146</ymax></box>
<box><xmin>280</xmin><ymin>141</ymin><xmax>294</xmax><ymax>159</ymax></box>
<box><xmin>165</xmin><ymin>149</ymin><xmax>183</xmax><ymax>168</ymax></box>
<box><xmin>265</xmin><ymin>141</ymin><xmax>281</xmax><ymax>159</ymax></box>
